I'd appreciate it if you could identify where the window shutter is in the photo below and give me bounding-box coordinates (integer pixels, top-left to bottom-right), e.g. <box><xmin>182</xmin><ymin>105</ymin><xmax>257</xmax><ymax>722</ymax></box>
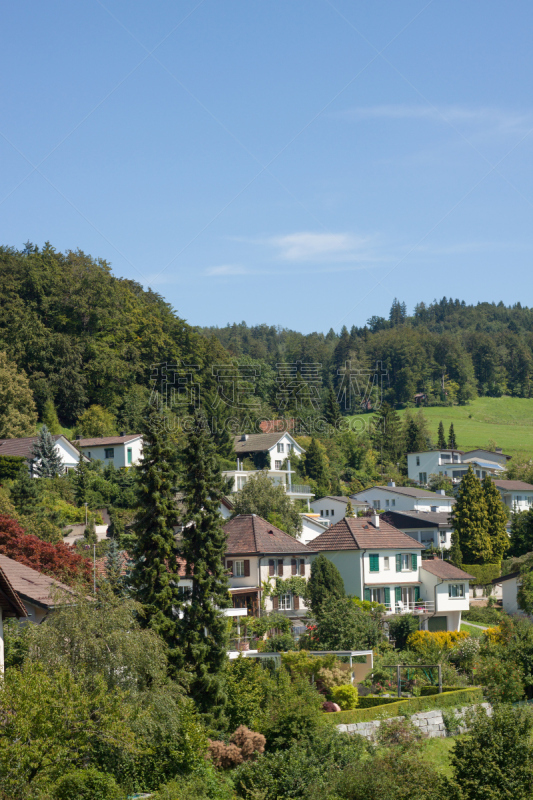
<box><xmin>369</xmin><ymin>554</ymin><xmax>379</xmax><ymax>572</ymax></box>
<box><xmin>384</xmin><ymin>586</ymin><xmax>390</xmax><ymax>606</ymax></box>
<box><xmin>299</xmin><ymin>559</ymin><xmax>305</xmax><ymax>576</ymax></box>
<box><xmin>414</xmin><ymin>586</ymin><xmax>420</xmax><ymax>602</ymax></box>
<box><xmin>272</xmin><ymin>596</ymin><xmax>279</xmax><ymax>610</ymax></box>
<box><xmin>411</xmin><ymin>553</ymin><xmax>418</xmax><ymax>570</ymax></box>
<box><xmin>294</xmin><ymin>595</ymin><xmax>300</xmax><ymax>610</ymax></box>
<box><xmin>226</xmin><ymin>560</ymin><xmax>233</xmax><ymax>576</ymax></box>
<box><xmin>364</xmin><ymin>588</ymin><xmax>370</xmax><ymax>602</ymax></box>
<box><xmin>268</xmin><ymin>559</ymin><xmax>275</xmax><ymax>576</ymax></box>
<box><xmin>278</xmin><ymin>559</ymin><xmax>284</xmax><ymax>577</ymax></box>
<box><xmin>291</xmin><ymin>558</ymin><xmax>297</xmax><ymax>575</ymax></box>
<box><xmin>395</xmin><ymin>554</ymin><xmax>401</xmax><ymax>572</ymax></box>
<box><xmin>395</xmin><ymin>586</ymin><xmax>402</xmax><ymax>603</ymax></box>
<box><xmin>244</xmin><ymin>560</ymin><xmax>250</xmax><ymax>577</ymax></box>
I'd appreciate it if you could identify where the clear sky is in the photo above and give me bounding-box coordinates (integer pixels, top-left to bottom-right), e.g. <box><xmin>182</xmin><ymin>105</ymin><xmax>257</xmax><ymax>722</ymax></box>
<box><xmin>2</xmin><ymin>1</ymin><xmax>532</xmax><ymax>333</ymax></box>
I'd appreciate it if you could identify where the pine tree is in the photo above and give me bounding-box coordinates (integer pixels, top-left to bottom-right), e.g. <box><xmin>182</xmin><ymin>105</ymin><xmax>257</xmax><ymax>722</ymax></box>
<box><xmin>448</xmin><ymin>423</ymin><xmax>458</xmax><ymax>450</ymax></box>
<box><xmin>482</xmin><ymin>475</ymin><xmax>510</xmax><ymax>562</ymax></box>
<box><xmin>84</xmin><ymin>516</ymin><xmax>97</xmax><ymax>544</ymax></box>
<box><xmin>42</xmin><ymin>400</ymin><xmax>61</xmax><ymax>434</ymax></box>
<box><xmin>105</xmin><ymin>537</ymin><xmax>125</xmax><ymax>592</ymax></box>
<box><xmin>437</xmin><ymin>421</ymin><xmax>447</xmax><ymax>449</ymax></box>
<box><xmin>73</xmin><ymin>452</ymin><xmax>90</xmax><ymax>507</ymax></box>
<box><xmin>345</xmin><ymin>500</ymin><xmax>355</xmax><ymax>518</ymax></box>
<box><xmin>176</xmin><ymin>409</ymin><xmax>230</xmax><ymax>722</ymax></box>
<box><xmin>31</xmin><ymin>425</ymin><xmax>63</xmax><ymax>477</ymax></box>
<box><xmin>451</xmin><ymin>466</ymin><xmax>492</xmax><ymax>564</ymax></box>
<box><xmin>303</xmin><ymin>438</ymin><xmax>330</xmax><ymax>496</ymax></box>
<box><xmin>131</xmin><ymin>403</ymin><xmax>182</xmax><ymax>666</ymax></box>
<box><xmin>372</xmin><ymin>402</ymin><xmax>403</xmax><ymax>465</ymax></box>
<box><xmin>449</xmin><ymin>530</ymin><xmax>463</xmax><ymax>567</ymax></box>
<box><xmin>324</xmin><ymin>386</ymin><xmax>342</xmax><ymax>429</ymax></box>
<box><xmin>11</xmin><ymin>465</ymin><xmax>40</xmax><ymax>515</ymax></box>
<box><xmin>307</xmin><ymin>553</ymin><xmax>345</xmax><ymax>615</ymax></box>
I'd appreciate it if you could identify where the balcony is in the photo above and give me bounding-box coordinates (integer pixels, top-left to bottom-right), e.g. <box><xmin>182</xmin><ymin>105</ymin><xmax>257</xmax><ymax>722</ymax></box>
<box><xmin>383</xmin><ymin>601</ymin><xmax>435</xmax><ymax>615</ymax></box>
<box><xmin>223</xmin><ymin>470</ymin><xmax>314</xmax><ymax>499</ymax></box>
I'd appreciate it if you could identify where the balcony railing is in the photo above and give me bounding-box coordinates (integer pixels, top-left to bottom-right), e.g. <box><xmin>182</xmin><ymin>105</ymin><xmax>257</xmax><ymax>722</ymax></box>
<box><xmin>285</xmin><ymin>484</ymin><xmax>312</xmax><ymax>495</ymax></box>
<box><xmin>383</xmin><ymin>601</ymin><xmax>435</xmax><ymax>615</ymax></box>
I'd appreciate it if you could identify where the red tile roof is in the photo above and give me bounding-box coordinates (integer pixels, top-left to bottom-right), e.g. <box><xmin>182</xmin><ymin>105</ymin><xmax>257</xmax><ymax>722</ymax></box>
<box><xmin>420</xmin><ymin>559</ymin><xmax>475</xmax><ymax>580</ymax></box>
<box><xmin>75</xmin><ymin>434</ymin><xmax>141</xmax><ymax>447</ymax></box>
<box><xmin>224</xmin><ymin>515</ymin><xmax>314</xmax><ymax>555</ymax></box>
<box><xmin>311</xmin><ymin>517</ymin><xmax>424</xmax><ymax>551</ymax></box>
<box><xmin>0</xmin><ymin>434</ymin><xmax>67</xmax><ymax>459</ymax></box>
<box><xmin>0</xmin><ymin>560</ymin><xmax>27</xmax><ymax>617</ymax></box>
<box><xmin>0</xmin><ymin>555</ymin><xmax>76</xmax><ymax>609</ymax></box>
<box><xmin>94</xmin><ymin>553</ymin><xmax>190</xmax><ymax>578</ymax></box>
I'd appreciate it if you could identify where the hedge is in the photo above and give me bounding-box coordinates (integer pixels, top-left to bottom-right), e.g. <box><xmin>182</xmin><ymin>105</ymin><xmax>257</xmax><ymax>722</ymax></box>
<box><xmin>461</xmin><ymin>564</ymin><xmax>501</xmax><ymax>585</ymax></box>
<box><xmin>357</xmin><ymin>697</ymin><xmax>403</xmax><ymax>708</ymax></box>
<box><xmin>324</xmin><ymin>687</ymin><xmax>484</xmax><ymax>725</ymax></box>
<box><xmin>419</xmin><ymin>686</ymin><xmax>463</xmax><ymax>696</ymax></box>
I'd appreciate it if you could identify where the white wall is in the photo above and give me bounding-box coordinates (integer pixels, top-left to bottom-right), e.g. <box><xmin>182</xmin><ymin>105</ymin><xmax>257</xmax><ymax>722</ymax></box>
<box><xmin>310</xmin><ymin>498</ymin><xmax>349</xmax><ymax>520</ymax></box>
<box><xmin>79</xmin><ymin>437</ymin><xmax>143</xmax><ymax>468</ymax></box>
<box><xmin>352</xmin><ymin>487</ymin><xmax>452</xmax><ymax>513</ymax></box>
<box><xmin>363</xmin><ymin>549</ymin><xmax>422</xmax><ymax>587</ymax></box>
<box><xmin>397</xmin><ymin>526</ymin><xmax>452</xmax><ymax>550</ymax></box>
<box><xmin>299</xmin><ymin>515</ymin><xmax>329</xmax><ymax>545</ymax></box>
<box><xmin>501</xmin><ymin>577</ymin><xmax>520</xmax><ymax>614</ymax></box>
<box><xmin>419</xmin><ymin>569</ymin><xmax>470</xmax><ymax>613</ymax></box>
<box><xmin>267</xmin><ymin>433</ymin><xmax>304</xmax><ymax>469</ymax></box>
<box><xmin>499</xmin><ymin>491</ymin><xmax>533</xmax><ymax>513</ymax></box>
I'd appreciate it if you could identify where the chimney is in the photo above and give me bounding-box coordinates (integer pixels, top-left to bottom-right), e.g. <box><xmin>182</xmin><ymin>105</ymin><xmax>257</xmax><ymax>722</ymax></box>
<box><xmin>120</xmin><ymin>431</ymin><xmax>125</xmax><ymax>437</ymax></box>
<box><xmin>240</xmin><ymin>434</ymin><xmax>248</xmax><ymax>442</ymax></box>
<box><xmin>437</xmin><ymin>489</ymin><xmax>445</xmax><ymax>496</ymax></box>
<box><xmin>388</xmin><ymin>480</ymin><xmax>395</xmax><ymax>488</ymax></box>
<box><xmin>372</xmin><ymin>513</ymin><xmax>380</xmax><ymax>528</ymax></box>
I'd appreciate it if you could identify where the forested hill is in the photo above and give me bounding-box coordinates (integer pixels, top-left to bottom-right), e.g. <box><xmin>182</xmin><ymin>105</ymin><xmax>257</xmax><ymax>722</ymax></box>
<box><xmin>200</xmin><ymin>298</ymin><xmax>533</xmax><ymax>406</ymax></box>
<box><xmin>0</xmin><ymin>243</ymin><xmax>229</xmax><ymax>427</ymax></box>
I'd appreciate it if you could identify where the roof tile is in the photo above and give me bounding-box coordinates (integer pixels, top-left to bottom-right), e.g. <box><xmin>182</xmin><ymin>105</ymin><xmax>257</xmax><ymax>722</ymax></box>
<box><xmin>311</xmin><ymin>517</ymin><xmax>424</xmax><ymax>551</ymax></box>
<box><xmin>224</xmin><ymin>515</ymin><xmax>313</xmax><ymax>555</ymax></box>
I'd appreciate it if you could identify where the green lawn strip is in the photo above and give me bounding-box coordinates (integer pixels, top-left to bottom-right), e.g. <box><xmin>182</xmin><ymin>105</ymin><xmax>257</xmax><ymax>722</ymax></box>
<box><xmin>418</xmin><ymin>735</ymin><xmax>460</xmax><ymax>777</ymax></box>
<box><xmin>460</xmin><ymin>622</ymin><xmax>486</xmax><ymax>637</ymax></box>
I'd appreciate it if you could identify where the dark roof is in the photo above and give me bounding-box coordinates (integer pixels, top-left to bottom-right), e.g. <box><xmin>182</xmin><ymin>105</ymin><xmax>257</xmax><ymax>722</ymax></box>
<box><xmin>76</xmin><ymin>434</ymin><xmax>141</xmax><ymax>447</ymax></box>
<box><xmin>492</xmin><ymin>571</ymin><xmax>519</xmax><ymax>585</ymax></box>
<box><xmin>311</xmin><ymin>517</ymin><xmax>424</xmax><ymax>551</ymax></box>
<box><xmin>0</xmin><ymin>555</ymin><xmax>76</xmax><ymax>609</ymax></box>
<box><xmin>420</xmin><ymin>559</ymin><xmax>475</xmax><ymax>580</ymax></box>
<box><xmin>493</xmin><ymin>480</ymin><xmax>533</xmax><ymax>492</ymax></box>
<box><xmin>224</xmin><ymin>515</ymin><xmax>313</xmax><ymax>555</ymax></box>
<box><xmin>0</xmin><ymin>560</ymin><xmax>27</xmax><ymax>617</ymax></box>
<box><xmin>463</xmin><ymin>449</ymin><xmax>512</xmax><ymax>461</ymax></box>
<box><xmin>353</xmin><ymin>485</ymin><xmax>454</xmax><ymax>501</ymax></box>
<box><xmin>234</xmin><ymin>432</ymin><xmax>289</xmax><ymax>454</ymax></box>
<box><xmin>382</xmin><ymin>510</ymin><xmax>452</xmax><ymax>529</ymax></box>
<box><xmin>0</xmin><ymin>434</ymin><xmax>78</xmax><ymax>459</ymax></box>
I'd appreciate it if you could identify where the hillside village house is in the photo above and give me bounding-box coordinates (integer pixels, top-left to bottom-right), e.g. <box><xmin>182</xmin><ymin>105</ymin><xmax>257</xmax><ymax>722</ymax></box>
<box><xmin>311</xmin><ymin>515</ymin><xmax>473</xmax><ymax>632</ymax></box>
<box><xmin>0</xmin><ymin>555</ymin><xmax>77</xmax><ymax>624</ymax></box>
<box><xmin>310</xmin><ymin>496</ymin><xmax>368</xmax><ymax>522</ymax></box>
<box><xmin>492</xmin><ymin>570</ymin><xmax>526</xmax><ymax>615</ymax></box>
<box><xmin>223</xmin><ymin>514</ymin><xmax>315</xmax><ymax>618</ymax></box>
<box><xmin>351</xmin><ymin>483</ymin><xmax>454</xmax><ymax>514</ymax></box>
<box><xmin>382</xmin><ymin>510</ymin><xmax>453</xmax><ymax>550</ymax></box>
<box><xmin>223</xmin><ymin>432</ymin><xmax>314</xmax><ymax>507</ymax></box>
<box><xmin>0</xmin><ymin>559</ymin><xmax>27</xmax><ymax>671</ymax></box>
<box><xmin>492</xmin><ymin>480</ymin><xmax>533</xmax><ymax>512</ymax></box>
<box><xmin>0</xmin><ymin>434</ymin><xmax>87</xmax><ymax>474</ymax></box>
<box><xmin>299</xmin><ymin>513</ymin><xmax>330</xmax><ymax>545</ymax></box>
<box><xmin>407</xmin><ymin>448</ymin><xmax>510</xmax><ymax>485</ymax></box>
<box><xmin>75</xmin><ymin>434</ymin><xmax>143</xmax><ymax>468</ymax></box>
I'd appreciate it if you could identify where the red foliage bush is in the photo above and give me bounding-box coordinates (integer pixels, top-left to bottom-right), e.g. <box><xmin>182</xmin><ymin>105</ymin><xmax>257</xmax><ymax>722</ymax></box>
<box><xmin>0</xmin><ymin>514</ymin><xmax>91</xmax><ymax>585</ymax></box>
<box><xmin>322</xmin><ymin>701</ymin><xmax>341</xmax><ymax>713</ymax></box>
<box><xmin>208</xmin><ymin>726</ymin><xmax>266</xmax><ymax>768</ymax></box>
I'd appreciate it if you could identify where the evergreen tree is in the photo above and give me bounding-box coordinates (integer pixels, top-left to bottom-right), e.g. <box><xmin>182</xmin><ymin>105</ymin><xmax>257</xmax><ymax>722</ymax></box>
<box><xmin>131</xmin><ymin>403</ymin><xmax>182</xmax><ymax>668</ymax></box>
<box><xmin>437</xmin><ymin>421</ymin><xmax>447</xmax><ymax>449</ymax></box>
<box><xmin>482</xmin><ymin>475</ymin><xmax>510</xmax><ymax>562</ymax></box>
<box><xmin>31</xmin><ymin>425</ymin><xmax>63</xmax><ymax>477</ymax></box>
<box><xmin>447</xmin><ymin>423</ymin><xmax>458</xmax><ymax>449</ymax></box>
<box><xmin>11</xmin><ymin>465</ymin><xmax>40</xmax><ymax>516</ymax></box>
<box><xmin>371</xmin><ymin>402</ymin><xmax>403</xmax><ymax>465</ymax></box>
<box><xmin>451</xmin><ymin>466</ymin><xmax>492</xmax><ymax>564</ymax></box>
<box><xmin>324</xmin><ymin>386</ymin><xmax>342</xmax><ymax>429</ymax></box>
<box><xmin>41</xmin><ymin>399</ymin><xmax>61</xmax><ymax>434</ymax></box>
<box><xmin>73</xmin><ymin>452</ymin><xmax>90</xmax><ymax>507</ymax></box>
<box><xmin>204</xmin><ymin>390</ymin><xmax>235</xmax><ymax>461</ymax></box>
<box><xmin>449</xmin><ymin>530</ymin><xmax>463</xmax><ymax>567</ymax></box>
<box><xmin>307</xmin><ymin>554</ymin><xmax>345</xmax><ymax>616</ymax></box>
<box><xmin>176</xmin><ymin>409</ymin><xmax>230</xmax><ymax>722</ymax></box>
<box><xmin>303</xmin><ymin>438</ymin><xmax>330</xmax><ymax>496</ymax></box>
<box><xmin>345</xmin><ymin>500</ymin><xmax>355</xmax><ymax>518</ymax></box>
<box><xmin>105</xmin><ymin>538</ymin><xmax>124</xmax><ymax>592</ymax></box>
<box><xmin>83</xmin><ymin>516</ymin><xmax>97</xmax><ymax>545</ymax></box>
<box><xmin>509</xmin><ymin>509</ymin><xmax>533</xmax><ymax>557</ymax></box>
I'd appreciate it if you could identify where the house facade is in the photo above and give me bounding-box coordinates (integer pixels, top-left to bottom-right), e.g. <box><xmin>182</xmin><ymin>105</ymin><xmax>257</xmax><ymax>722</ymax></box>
<box><xmin>0</xmin><ymin>555</ymin><xmax>77</xmax><ymax>624</ymax></box>
<box><xmin>310</xmin><ymin>496</ymin><xmax>368</xmax><ymax>522</ymax></box>
<box><xmin>299</xmin><ymin>513</ymin><xmax>330</xmax><ymax>545</ymax></box>
<box><xmin>76</xmin><ymin>434</ymin><xmax>143</xmax><ymax>468</ymax></box>
<box><xmin>407</xmin><ymin>448</ymin><xmax>510</xmax><ymax>485</ymax></box>
<box><xmin>381</xmin><ymin>510</ymin><xmax>453</xmax><ymax>550</ymax></box>
<box><xmin>0</xmin><ymin>559</ymin><xmax>27</xmax><ymax>671</ymax></box>
<box><xmin>311</xmin><ymin>515</ymin><xmax>472</xmax><ymax>631</ymax></box>
<box><xmin>492</xmin><ymin>480</ymin><xmax>533</xmax><ymax>512</ymax></box>
<box><xmin>351</xmin><ymin>483</ymin><xmax>454</xmax><ymax>513</ymax></box>
<box><xmin>223</xmin><ymin>514</ymin><xmax>315</xmax><ymax>618</ymax></box>
<box><xmin>0</xmin><ymin>434</ymin><xmax>87</xmax><ymax>474</ymax></box>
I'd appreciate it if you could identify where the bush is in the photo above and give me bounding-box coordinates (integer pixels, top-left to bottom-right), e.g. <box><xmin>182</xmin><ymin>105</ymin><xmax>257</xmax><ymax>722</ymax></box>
<box><xmin>461</xmin><ymin>563</ymin><xmax>501</xmax><ymax>585</ymax></box>
<box><xmin>254</xmin><ymin>668</ymin><xmax>325</xmax><ymax>749</ymax></box>
<box><xmin>376</xmin><ymin>717</ymin><xmax>422</xmax><ymax>752</ymax></box>
<box><xmin>330</xmin><ymin>684</ymin><xmax>359</xmax><ymax>710</ymax></box>
<box><xmin>54</xmin><ymin>768</ymin><xmax>120</xmax><ymax>800</ymax></box>
<box><xmin>266</xmin><ymin>632</ymin><xmax>296</xmax><ymax>651</ymax></box>
<box><xmin>406</xmin><ymin>630</ymin><xmax>469</xmax><ymax>662</ymax></box>
<box><xmin>388</xmin><ymin>615</ymin><xmax>419</xmax><ymax>649</ymax></box>
<box><xmin>330</xmin><ymin>748</ymin><xmax>438</xmax><ymax>800</ymax></box>
<box><xmin>208</xmin><ymin>727</ymin><xmax>265</xmax><ymax>768</ymax></box>
<box><xmin>473</xmin><ymin>655</ymin><xmax>525</xmax><ymax>703</ymax></box>
<box><xmin>462</xmin><ymin>606</ymin><xmax>506</xmax><ymax>626</ymax></box>
<box><xmin>357</xmin><ymin>696</ymin><xmax>402</xmax><ymax>708</ymax></box>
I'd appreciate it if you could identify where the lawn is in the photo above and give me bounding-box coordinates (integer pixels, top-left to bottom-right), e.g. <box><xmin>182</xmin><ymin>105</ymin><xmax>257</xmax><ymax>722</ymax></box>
<box><xmin>418</xmin><ymin>735</ymin><xmax>458</xmax><ymax>777</ymax></box>
<box><xmin>460</xmin><ymin>622</ymin><xmax>486</xmax><ymax>637</ymax></box>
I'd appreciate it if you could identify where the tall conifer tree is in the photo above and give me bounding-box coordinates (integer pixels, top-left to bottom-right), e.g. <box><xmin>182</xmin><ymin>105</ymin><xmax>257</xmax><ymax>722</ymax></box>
<box><xmin>372</xmin><ymin>402</ymin><xmax>403</xmax><ymax>465</ymax></box>
<box><xmin>437</xmin><ymin>421</ymin><xmax>447</xmax><ymax>449</ymax></box>
<box><xmin>31</xmin><ymin>425</ymin><xmax>63</xmax><ymax>477</ymax></box>
<box><xmin>11</xmin><ymin>465</ymin><xmax>40</xmax><ymax>515</ymax></box>
<box><xmin>448</xmin><ymin>423</ymin><xmax>458</xmax><ymax>449</ymax></box>
<box><xmin>324</xmin><ymin>386</ymin><xmax>342</xmax><ymax>429</ymax></box>
<box><xmin>451</xmin><ymin>466</ymin><xmax>491</xmax><ymax>564</ymax></box>
<box><xmin>482</xmin><ymin>475</ymin><xmax>510</xmax><ymax>562</ymax></box>
<box><xmin>73</xmin><ymin>451</ymin><xmax>90</xmax><ymax>506</ymax></box>
<box><xmin>176</xmin><ymin>409</ymin><xmax>230</xmax><ymax>722</ymax></box>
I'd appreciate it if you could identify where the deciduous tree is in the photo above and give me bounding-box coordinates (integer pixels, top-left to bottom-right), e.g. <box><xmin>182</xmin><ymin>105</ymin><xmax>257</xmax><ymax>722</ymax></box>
<box><xmin>0</xmin><ymin>350</ymin><xmax>37</xmax><ymax>438</ymax></box>
<box><xmin>231</xmin><ymin>471</ymin><xmax>302</xmax><ymax>537</ymax></box>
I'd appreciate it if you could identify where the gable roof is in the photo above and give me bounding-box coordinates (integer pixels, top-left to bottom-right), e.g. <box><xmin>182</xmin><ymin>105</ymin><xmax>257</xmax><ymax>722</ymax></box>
<box><xmin>0</xmin><ymin>555</ymin><xmax>77</xmax><ymax>609</ymax></box>
<box><xmin>492</xmin><ymin>479</ymin><xmax>533</xmax><ymax>492</ymax></box>
<box><xmin>224</xmin><ymin>515</ymin><xmax>314</xmax><ymax>555</ymax></box>
<box><xmin>75</xmin><ymin>434</ymin><xmax>141</xmax><ymax>447</ymax></box>
<box><xmin>352</xmin><ymin>485</ymin><xmax>454</xmax><ymax>501</ymax></box>
<box><xmin>382</xmin><ymin>510</ymin><xmax>452</xmax><ymax>529</ymax></box>
<box><xmin>0</xmin><ymin>434</ymin><xmax>84</xmax><ymax>461</ymax></box>
<box><xmin>420</xmin><ymin>558</ymin><xmax>475</xmax><ymax>580</ymax></box>
<box><xmin>0</xmin><ymin>560</ymin><xmax>27</xmax><ymax>617</ymax></box>
<box><xmin>463</xmin><ymin>449</ymin><xmax>512</xmax><ymax>461</ymax></box>
<box><xmin>311</xmin><ymin>517</ymin><xmax>424</xmax><ymax>551</ymax></box>
<box><xmin>233</xmin><ymin>432</ymin><xmax>302</xmax><ymax>455</ymax></box>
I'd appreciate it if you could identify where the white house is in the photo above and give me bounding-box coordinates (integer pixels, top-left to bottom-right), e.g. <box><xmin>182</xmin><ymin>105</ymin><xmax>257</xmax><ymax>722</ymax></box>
<box><xmin>0</xmin><ymin>434</ymin><xmax>87</xmax><ymax>474</ymax></box>
<box><xmin>0</xmin><ymin>555</ymin><xmax>77</xmax><ymax>625</ymax></box>
<box><xmin>492</xmin><ymin>480</ymin><xmax>533</xmax><ymax>513</ymax></box>
<box><xmin>382</xmin><ymin>510</ymin><xmax>453</xmax><ymax>550</ymax></box>
<box><xmin>222</xmin><ymin>514</ymin><xmax>315</xmax><ymax>618</ymax></box>
<box><xmin>407</xmin><ymin>448</ymin><xmax>511</xmax><ymax>485</ymax></box>
<box><xmin>493</xmin><ymin>571</ymin><xmax>522</xmax><ymax>615</ymax></box>
<box><xmin>310</xmin><ymin>496</ymin><xmax>368</xmax><ymax>522</ymax></box>
<box><xmin>76</xmin><ymin>434</ymin><xmax>143</xmax><ymax>468</ymax></box>
<box><xmin>311</xmin><ymin>515</ymin><xmax>473</xmax><ymax>631</ymax></box>
<box><xmin>223</xmin><ymin>432</ymin><xmax>313</xmax><ymax>506</ymax></box>
<box><xmin>0</xmin><ymin>558</ymin><xmax>27</xmax><ymax>671</ymax></box>
<box><xmin>351</xmin><ymin>483</ymin><xmax>454</xmax><ymax>513</ymax></box>
<box><xmin>299</xmin><ymin>513</ymin><xmax>330</xmax><ymax>545</ymax></box>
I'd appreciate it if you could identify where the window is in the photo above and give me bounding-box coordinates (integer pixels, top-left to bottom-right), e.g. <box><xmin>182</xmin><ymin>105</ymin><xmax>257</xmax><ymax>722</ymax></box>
<box><xmin>440</xmin><ymin>531</ymin><xmax>446</xmax><ymax>544</ymax></box>
<box><xmin>87</xmin><ymin>451</ymin><xmax>91</xmax><ymax>458</ymax></box>
<box><xmin>127</xmin><ymin>448</ymin><xmax>132</xmax><ymax>465</ymax></box>
<box><xmin>448</xmin><ymin>584</ymin><xmax>465</xmax><ymax>598</ymax></box>
<box><xmin>369</xmin><ymin>554</ymin><xmax>379</xmax><ymax>572</ymax></box>
<box><xmin>431</xmin><ymin>506</ymin><xmax>437</xmax><ymax>512</ymax></box>
<box><xmin>275</xmin><ymin>460</ymin><xmax>282</xmax><ymax>470</ymax></box>
<box><xmin>444</xmin><ymin>470</ymin><xmax>448</xmax><ymax>476</ymax></box>
<box><xmin>277</xmin><ymin>443</ymin><xmax>284</xmax><ymax>453</ymax></box>
<box><xmin>331</xmin><ymin>509</ymin><xmax>334</xmax><ymax>516</ymax></box>
<box><xmin>419</xmin><ymin>472</ymin><xmax>427</xmax><ymax>484</ymax></box>
<box><xmin>292</xmin><ymin>558</ymin><xmax>305</xmax><ymax>576</ymax></box>
<box><xmin>385</xmin><ymin>499</ymin><xmax>390</xmax><ymax>507</ymax></box>
<box><xmin>373</xmin><ymin>500</ymin><xmax>380</xmax><ymax>510</ymax></box>
<box><xmin>279</xmin><ymin>593</ymin><xmax>292</xmax><ymax>610</ymax></box>
<box><xmin>384</xmin><ymin>556</ymin><xmax>390</xmax><ymax>570</ymax></box>
<box><xmin>401</xmin><ymin>553</ymin><xmax>410</xmax><ymax>571</ymax></box>
<box><xmin>391</xmin><ymin>499</ymin><xmax>395</xmax><ymax>507</ymax></box>
<box><xmin>325</xmin><ymin>509</ymin><xmax>329</xmax><ymax>517</ymax></box>
<box><xmin>104</xmin><ymin>448</ymin><xmax>114</xmax><ymax>459</ymax></box>
<box><xmin>528</xmin><ymin>497</ymin><xmax>533</xmax><ymax>506</ymax></box>
<box><xmin>234</xmin><ymin>560</ymin><xmax>245</xmax><ymax>577</ymax></box>
<box><xmin>416</xmin><ymin>456</ymin><xmax>420</xmax><ymax>466</ymax></box>
<box><xmin>396</xmin><ymin>553</ymin><xmax>417</xmax><ymax>572</ymax></box>
<box><xmin>364</xmin><ymin>586</ymin><xmax>391</xmax><ymax>606</ymax></box>
<box><xmin>268</xmin><ymin>559</ymin><xmax>284</xmax><ymax>577</ymax></box>
<box><xmin>516</xmin><ymin>496</ymin><xmax>523</xmax><ymax>503</ymax></box>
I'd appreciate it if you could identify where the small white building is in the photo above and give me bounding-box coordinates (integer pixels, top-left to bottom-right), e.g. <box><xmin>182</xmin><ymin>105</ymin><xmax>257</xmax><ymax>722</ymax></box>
<box><xmin>0</xmin><ymin>434</ymin><xmax>87</xmax><ymax>474</ymax></box>
<box><xmin>299</xmin><ymin>513</ymin><xmax>330</xmax><ymax>545</ymax></box>
<box><xmin>76</xmin><ymin>434</ymin><xmax>143</xmax><ymax>468</ymax></box>
<box><xmin>382</xmin><ymin>510</ymin><xmax>453</xmax><ymax>550</ymax></box>
<box><xmin>493</xmin><ymin>571</ymin><xmax>524</xmax><ymax>615</ymax></box>
<box><xmin>351</xmin><ymin>483</ymin><xmax>454</xmax><ymax>513</ymax></box>
<box><xmin>407</xmin><ymin>448</ymin><xmax>510</xmax><ymax>485</ymax></box>
<box><xmin>492</xmin><ymin>480</ymin><xmax>533</xmax><ymax>513</ymax></box>
<box><xmin>310</xmin><ymin>496</ymin><xmax>368</xmax><ymax>522</ymax></box>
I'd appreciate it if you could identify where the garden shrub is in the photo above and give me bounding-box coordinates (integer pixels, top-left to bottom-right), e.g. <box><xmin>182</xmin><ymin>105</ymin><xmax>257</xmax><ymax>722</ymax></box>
<box><xmin>388</xmin><ymin>614</ymin><xmax>420</xmax><ymax>649</ymax></box>
<box><xmin>461</xmin><ymin>563</ymin><xmax>501</xmax><ymax>586</ymax></box>
<box><xmin>208</xmin><ymin>726</ymin><xmax>265</xmax><ymax>768</ymax></box>
<box><xmin>317</xmin><ymin>665</ymin><xmax>348</xmax><ymax>691</ymax></box>
<box><xmin>330</xmin><ymin>748</ymin><xmax>438</xmax><ymax>800</ymax></box>
<box><xmin>473</xmin><ymin>655</ymin><xmax>525</xmax><ymax>702</ymax></box>
<box><xmin>254</xmin><ymin>668</ymin><xmax>325</xmax><ymax>749</ymax></box>
<box><xmin>357</xmin><ymin>696</ymin><xmax>402</xmax><ymax>708</ymax></box>
<box><xmin>330</xmin><ymin>684</ymin><xmax>359</xmax><ymax>710</ymax></box>
<box><xmin>462</xmin><ymin>606</ymin><xmax>507</xmax><ymax>626</ymax></box>
<box><xmin>54</xmin><ymin>768</ymin><xmax>120</xmax><ymax>800</ymax></box>
<box><xmin>376</xmin><ymin>717</ymin><xmax>421</xmax><ymax>751</ymax></box>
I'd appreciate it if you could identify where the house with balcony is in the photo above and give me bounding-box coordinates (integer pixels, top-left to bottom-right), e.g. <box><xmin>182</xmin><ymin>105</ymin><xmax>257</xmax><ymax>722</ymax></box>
<box><xmin>407</xmin><ymin>448</ymin><xmax>511</xmax><ymax>485</ymax></box>
<box><xmin>381</xmin><ymin>510</ymin><xmax>453</xmax><ymax>550</ymax></box>
<box><xmin>75</xmin><ymin>434</ymin><xmax>143</xmax><ymax>468</ymax></box>
<box><xmin>223</xmin><ymin>514</ymin><xmax>315</xmax><ymax>618</ymax></box>
<box><xmin>310</xmin><ymin>515</ymin><xmax>473</xmax><ymax>631</ymax></box>
<box><xmin>351</xmin><ymin>483</ymin><xmax>454</xmax><ymax>514</ymax></box>
<box><xmin>492</xmin><ymin>480</ymin><xmax>533</xmax><ymax>512</ymax></box>
<box><xmin>223</xmin><ymin>432</ymin><xmax>313</xmax><ymax>507</ymax></box>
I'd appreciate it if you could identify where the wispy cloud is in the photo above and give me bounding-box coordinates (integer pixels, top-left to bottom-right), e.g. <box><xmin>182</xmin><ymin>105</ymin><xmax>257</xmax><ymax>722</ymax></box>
<box><xmin>205</xmin><ymin>264</ymin><xmax>249</xmax><ymax>276</ymax></box>
<box><xmin>337</xmin><ymin>104</ymin><xmax>532</xmax><ymax>133</ymax></box>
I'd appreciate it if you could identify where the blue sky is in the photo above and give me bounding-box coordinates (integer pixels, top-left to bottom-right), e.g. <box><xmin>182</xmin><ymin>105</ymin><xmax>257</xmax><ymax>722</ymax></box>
<box><xmin>2</xmin><ymin>1</ymin><xmax>532</xmax><ymax>333</ymax></box>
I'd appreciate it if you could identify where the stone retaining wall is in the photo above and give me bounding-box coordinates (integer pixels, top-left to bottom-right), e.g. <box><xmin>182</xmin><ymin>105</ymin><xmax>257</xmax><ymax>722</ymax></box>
<box><xmin>337</xmin><ymin>703</ymin><xmax>492</xmax><ymax>740</ymax></box>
